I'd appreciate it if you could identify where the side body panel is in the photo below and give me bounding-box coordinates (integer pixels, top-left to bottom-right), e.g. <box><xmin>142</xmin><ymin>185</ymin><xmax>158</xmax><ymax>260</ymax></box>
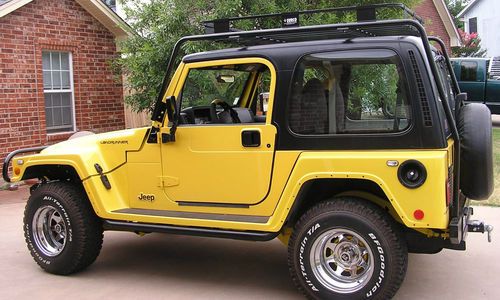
<box><xmin>82</xmin><ymin>148</ymin><xmax>451</xmax><ymax>232</ymax></box>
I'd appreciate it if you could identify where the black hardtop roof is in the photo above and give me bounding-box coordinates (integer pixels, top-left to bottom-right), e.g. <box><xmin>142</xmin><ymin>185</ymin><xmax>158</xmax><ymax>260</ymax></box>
<box><xmin>157</xmin><ymin>4</ymin><xmax>434</xmax><ymax>108</ymax></box>
<box><xmin>167</xmin><ymin>18</ymin><xmax>427</xmax><ymax>82</ymax></box>
<box><xmin>182</xmin><ymin>35</ymin><xmax>421</xmax><ymax>64</ymax></box>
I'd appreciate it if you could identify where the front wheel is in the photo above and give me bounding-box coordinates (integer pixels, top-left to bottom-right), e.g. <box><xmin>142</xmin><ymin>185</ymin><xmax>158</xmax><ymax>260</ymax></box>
<box><xmin>288</xmin><ymin>198</ymin><xmax>407</xmax><ymax>299</ymax></box>
<box><xmin>24</xmin><ymin>182</ymin><xmax>103</xmax><ymax>275</ymax></box>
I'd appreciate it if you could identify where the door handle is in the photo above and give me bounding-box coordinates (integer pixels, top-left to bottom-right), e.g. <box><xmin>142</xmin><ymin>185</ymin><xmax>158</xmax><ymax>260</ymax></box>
<box><xmin>241</xmin><ymin>130</ymin><xmax>261</xmax><ymax>147</ymax></box>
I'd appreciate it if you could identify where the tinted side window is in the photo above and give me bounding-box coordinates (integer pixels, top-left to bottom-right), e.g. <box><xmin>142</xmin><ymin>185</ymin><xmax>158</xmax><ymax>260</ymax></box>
<box><xmin>460</xmin><ymin>61</ymin><xmax>478</xmax><ymax>81</ymax></box>
<box><xmin>289</xmin><ymin>50</ymin><xmax>411</xmax><ymax>135</ymax></box>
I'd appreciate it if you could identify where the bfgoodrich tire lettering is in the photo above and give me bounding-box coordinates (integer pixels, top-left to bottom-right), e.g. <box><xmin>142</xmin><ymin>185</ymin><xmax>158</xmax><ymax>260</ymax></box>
<box><xmin>288</xmin><ymin>198</ymin><xmax>408</xmax><ymax>300</ymax></box>
<box><xmin>24</xmin><ymin>182</ymin><xmax>103</xmax><ymax>275</ymax></box>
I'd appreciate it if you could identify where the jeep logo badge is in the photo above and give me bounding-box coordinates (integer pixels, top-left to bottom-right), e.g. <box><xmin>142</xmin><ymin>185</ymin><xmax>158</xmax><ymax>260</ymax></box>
<box><xmin>138</xmin><ymin>193</ymin><xmax>155</xmax><ymax>202</ymax></box>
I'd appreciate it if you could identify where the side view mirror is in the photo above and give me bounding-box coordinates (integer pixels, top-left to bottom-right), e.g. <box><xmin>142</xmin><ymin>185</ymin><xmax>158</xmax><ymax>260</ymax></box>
<box><xmin>147</xmin><ymin>96</ymin><xmax>178</xmax><ymax>144</ymax></box>
<box><xmin>162</xmin><ymin>96</ymin><xmax>178</xmax><ymax>143</ymax></box>
<box><xmin>165</xmin><ymin>96</ymin><xmax>178</xmax><ymax>124</ymax></box>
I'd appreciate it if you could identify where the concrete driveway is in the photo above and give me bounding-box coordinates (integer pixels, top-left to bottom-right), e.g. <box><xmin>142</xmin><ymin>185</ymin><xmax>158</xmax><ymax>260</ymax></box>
<box><xmin>0</xmin><ymin>186</ymin><xmax>498</xmax><ymax>300</ymax></box>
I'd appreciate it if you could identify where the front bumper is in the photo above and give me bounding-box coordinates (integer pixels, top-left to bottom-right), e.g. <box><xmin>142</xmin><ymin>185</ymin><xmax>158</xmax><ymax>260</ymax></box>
<box><xmin>2</xmin><ymin>146</ymin><xmax>47</xmax><ymax>183</ymax></box>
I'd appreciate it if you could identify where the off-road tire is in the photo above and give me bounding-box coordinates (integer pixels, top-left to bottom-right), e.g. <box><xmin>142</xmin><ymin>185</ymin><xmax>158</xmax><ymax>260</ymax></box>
<box><xmin>24</xmin><ymin>182</ymin><xmax>103</xmax><ymax>275</ymax></box>
<box><xmin>288</xmin><ymin>198</ymin><xmax>408</xmax><ymax>300</ymax></box>
<box><xmin>457</xmin><ymin>103</ymin><xmax>493</xmax><ymax>200</ymax></box>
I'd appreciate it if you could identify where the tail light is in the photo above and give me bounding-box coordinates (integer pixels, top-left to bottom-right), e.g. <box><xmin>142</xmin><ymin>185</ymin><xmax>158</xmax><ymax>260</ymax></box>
<box><xmin>446</xmin><ymin>167</ymin><xmax>453</xmax><ymax>206</ymax></box>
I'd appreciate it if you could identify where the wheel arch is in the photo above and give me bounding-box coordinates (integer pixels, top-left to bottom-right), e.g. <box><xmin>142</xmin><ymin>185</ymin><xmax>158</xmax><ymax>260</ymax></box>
<box><xmin>22</xmin><ymin>164</ymin><xmax>82</xmax><ymax>183</ymax></box>
<box><xmin>21</xmin><ymin>164</ymin><xmax>99</xmax><ymax>214</ymax></box>
<box><xmin>283</xmin><ymin>178</ymin><xmax>404</xmax><ymax>229</ymax></box>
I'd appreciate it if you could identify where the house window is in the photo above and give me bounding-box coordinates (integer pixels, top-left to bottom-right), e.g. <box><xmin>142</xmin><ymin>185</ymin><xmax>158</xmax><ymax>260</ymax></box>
<box><xmin>42</xmin><ymin>51</ymin><xmax>75</xmax><ymax>134</ymax></box>
<box><xmin>469</xmin><ymin>17</ymin><xmax>477</xmax><ymax>33</ymax></box>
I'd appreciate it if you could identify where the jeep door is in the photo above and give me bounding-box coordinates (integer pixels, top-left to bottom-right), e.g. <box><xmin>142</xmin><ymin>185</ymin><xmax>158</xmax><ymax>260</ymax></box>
<box><xmin>160</xmin><ymin>58</ymin><xmax>277</xmax><ymax>205</ymax></box>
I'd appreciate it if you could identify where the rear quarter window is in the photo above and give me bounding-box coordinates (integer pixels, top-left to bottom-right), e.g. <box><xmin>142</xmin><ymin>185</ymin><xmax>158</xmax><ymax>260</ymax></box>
<box><xmin>288</xmin><ymin>49</ymin><xmax>411</xmax><ymax>135</ymax></box>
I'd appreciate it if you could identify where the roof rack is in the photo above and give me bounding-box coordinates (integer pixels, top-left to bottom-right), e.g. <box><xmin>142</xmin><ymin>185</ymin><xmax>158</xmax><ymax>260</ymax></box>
<box><xmin>160</xmin><ymin>4</ymin><xmax>428</xmax><ymax>84</ymax></box>
<box><xmin>159</xmin><ymin>4</ymin><xmax>428</xmax><ymax>90</ymax></box>
<box><xmin>203</xmin><ymin>3</ymin><xmax>423</xmax><ymax>34</ymax></box>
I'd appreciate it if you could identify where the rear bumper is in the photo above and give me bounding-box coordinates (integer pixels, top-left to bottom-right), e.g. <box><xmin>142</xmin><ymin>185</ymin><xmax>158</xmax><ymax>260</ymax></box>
<box><xmin>449</xmin><ymin>196</ymin><xmax>493</xmax><ymax>246</ymax></box>
<box><xmin>449</xmin><ymin>199</ymin><xmax>472</xmax><ymax>245</ymax></box>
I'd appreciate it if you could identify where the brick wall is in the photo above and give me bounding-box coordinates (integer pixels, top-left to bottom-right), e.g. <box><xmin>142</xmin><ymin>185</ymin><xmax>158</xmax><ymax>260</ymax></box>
<box><xmin>415</xmin><ymin>0</ymin><xmax>452</xmax><ymax>54</ymax></box>
<box><xmin>0</xmin><ymin>0</ymin><xmax>124</xmax><ymax>162</ymax></box>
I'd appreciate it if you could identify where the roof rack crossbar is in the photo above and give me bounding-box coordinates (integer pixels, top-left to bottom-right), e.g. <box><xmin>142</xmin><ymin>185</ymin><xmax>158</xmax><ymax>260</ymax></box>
<box><xmin>203</xmin><ymin>3</ymin><xmax>423</xmax><ymax>34</ymax></box>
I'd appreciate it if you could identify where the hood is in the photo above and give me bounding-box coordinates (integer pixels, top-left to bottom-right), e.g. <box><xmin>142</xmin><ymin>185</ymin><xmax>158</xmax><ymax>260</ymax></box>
<box><xmin>39</xmin><ymin>127</ymin><xmax>150</xmax><ymax>174</ymax></box>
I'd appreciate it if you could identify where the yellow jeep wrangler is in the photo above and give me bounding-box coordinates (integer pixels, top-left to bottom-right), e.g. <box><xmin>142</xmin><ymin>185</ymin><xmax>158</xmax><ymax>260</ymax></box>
<box><xmin>2</xmin><ymin>4</ymin><xmax>494</xmax><ymax>299</ymax></box>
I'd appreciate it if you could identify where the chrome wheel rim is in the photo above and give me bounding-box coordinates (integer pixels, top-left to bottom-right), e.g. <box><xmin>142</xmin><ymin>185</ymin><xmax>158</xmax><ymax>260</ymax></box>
<box><xmin>32</xmin><ymin>206</ymin><xmax>67</xmax><ymax>257</ymax></box>
<box><xmin>310</xmin><ymin>228</ymin><xmax>374</xmax><ymax>294</ymax></box>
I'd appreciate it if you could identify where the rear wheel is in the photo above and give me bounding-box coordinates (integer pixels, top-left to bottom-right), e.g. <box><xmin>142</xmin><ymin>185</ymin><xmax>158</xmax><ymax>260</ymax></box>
<box><xmin>24</xmin><ymin>182</ymin><xmax>103</xmax><ymax>275</ymax></box>
<box><xmin>288</xmin><ymin>198</ymin><xmax>407</xmax><ymax>299</ymax></box>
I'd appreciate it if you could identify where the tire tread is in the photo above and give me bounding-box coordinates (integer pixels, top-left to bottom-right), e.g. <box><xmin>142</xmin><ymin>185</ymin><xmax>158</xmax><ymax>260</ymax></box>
<box><xmin>24</xmin><ymin>182</ymin><xmax>103</xmax><ymax>275</ymax></box>
<box><xmin>288</xmin><ymin>198</ymin><xmax>408</xmax><ymax>299</ymax></box>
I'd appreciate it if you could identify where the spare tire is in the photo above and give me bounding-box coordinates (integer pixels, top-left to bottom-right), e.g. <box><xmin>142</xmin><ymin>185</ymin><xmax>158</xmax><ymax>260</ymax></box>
<box><xmin>458</xmin><ymin>103</ymin><xmax>493</xmax><ymax>200</ymax></box>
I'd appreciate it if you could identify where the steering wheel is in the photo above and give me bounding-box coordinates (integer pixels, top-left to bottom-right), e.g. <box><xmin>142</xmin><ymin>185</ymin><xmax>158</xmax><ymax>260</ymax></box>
<box><xmin>210</xmin><ymin>99</ymin><xmax>240</xmax><ymax>123</ymax></box>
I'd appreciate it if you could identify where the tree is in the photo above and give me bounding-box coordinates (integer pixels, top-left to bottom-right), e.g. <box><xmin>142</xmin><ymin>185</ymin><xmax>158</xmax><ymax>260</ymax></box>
<box><xmin>444</xmin><ymin>0</ymin><xmax>469</xmax><ymax>30</ymax></box>
<box><xmin>452</xmin><ymin>29</ymin><xmax>487</xmax><ymax>57</ymax></box>
<box><xmin>115</xmin><ymin>0</ymin><xmax>420</xmax><ymax>112</ymax></box>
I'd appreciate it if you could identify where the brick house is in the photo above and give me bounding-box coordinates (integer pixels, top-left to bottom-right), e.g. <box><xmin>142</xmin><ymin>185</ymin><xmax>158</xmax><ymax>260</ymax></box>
<box><xmin>0</xmin><ymin>0</ymin><xmax>130</xmax><ymax>162</ymax></box>
<box><xmin>415</xmin><ymin>0</ymin><xmax>460</xmax><ymax>54</ymax></box>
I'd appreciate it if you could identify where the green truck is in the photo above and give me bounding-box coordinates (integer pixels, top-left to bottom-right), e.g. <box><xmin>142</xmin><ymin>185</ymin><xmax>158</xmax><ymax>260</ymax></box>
<box><xmin>451</xmin><ymin>57</ymin><xmax>500</xmax><ymax>114</ymax></box>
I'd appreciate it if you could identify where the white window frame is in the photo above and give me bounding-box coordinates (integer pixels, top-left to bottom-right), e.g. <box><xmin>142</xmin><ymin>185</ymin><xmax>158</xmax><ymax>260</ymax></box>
<box><xmin>42</xmin><ymin>51</ymin><xmax>76</xmax><ymax>134</ymax></box>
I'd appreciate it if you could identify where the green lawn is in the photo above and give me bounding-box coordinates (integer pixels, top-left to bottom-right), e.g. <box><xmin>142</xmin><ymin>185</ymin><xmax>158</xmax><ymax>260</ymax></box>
<box><xmin>472</xmin><ymin>127</ymin><xmax>500</xmax><ymax>206</ymax></box>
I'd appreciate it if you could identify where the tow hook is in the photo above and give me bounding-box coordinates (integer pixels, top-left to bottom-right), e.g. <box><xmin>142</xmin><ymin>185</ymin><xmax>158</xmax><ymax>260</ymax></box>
<box><xmin>468</xmin><ymin>220</ymin><xmax>494</xmax><ymax>242</ymax></box>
